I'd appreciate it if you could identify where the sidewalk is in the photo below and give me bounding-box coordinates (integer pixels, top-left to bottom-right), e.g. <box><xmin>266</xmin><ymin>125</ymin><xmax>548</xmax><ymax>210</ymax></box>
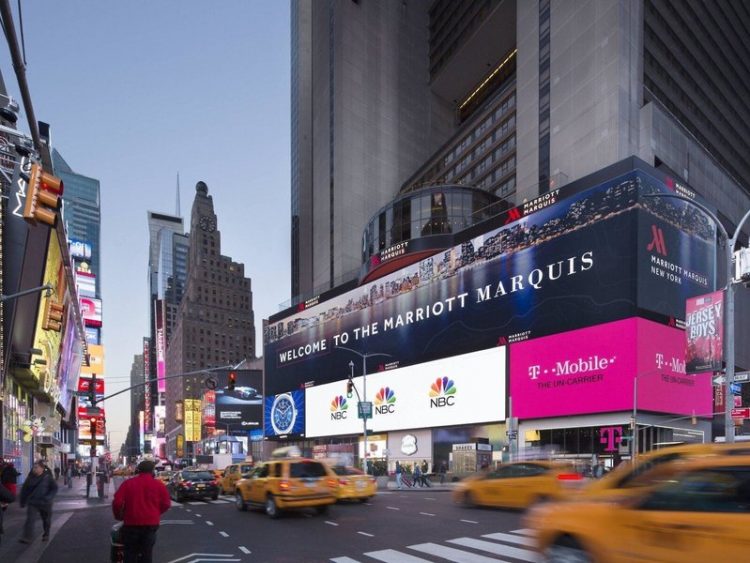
<box><xmin>384</xmin><ymin>478</ymin><xmax>458</xmax><ymax>491</ymax></box>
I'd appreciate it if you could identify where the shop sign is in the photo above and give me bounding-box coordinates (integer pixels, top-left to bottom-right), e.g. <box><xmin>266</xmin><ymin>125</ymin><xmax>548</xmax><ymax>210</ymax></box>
<box><xmin>401</xmin><ymin>434</ymin><xmax>417</xmax><ymax>455</ymax></box>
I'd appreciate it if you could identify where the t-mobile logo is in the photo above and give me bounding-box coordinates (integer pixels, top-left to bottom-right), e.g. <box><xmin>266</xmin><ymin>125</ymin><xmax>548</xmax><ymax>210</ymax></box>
<box><xmin>600</xmin><ymin>426</ymin><xmax>623</xmax><ymax>452</ymax></box>
<box><xmin>646</xmin><ymin>225</ymin><xmax>668</xmax><ymax>256</ymax></box>
<box><xmin>528</xmin><ymin>365</ymin><xmax>541</xmax><ymax>380</ymax></box>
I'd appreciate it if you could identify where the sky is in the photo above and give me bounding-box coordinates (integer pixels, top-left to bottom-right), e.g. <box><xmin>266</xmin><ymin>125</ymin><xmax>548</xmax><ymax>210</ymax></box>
<box><xmin>0</xmin><ymin>1</ymin><xmax>291</xmax><ymax>453</ymax></box>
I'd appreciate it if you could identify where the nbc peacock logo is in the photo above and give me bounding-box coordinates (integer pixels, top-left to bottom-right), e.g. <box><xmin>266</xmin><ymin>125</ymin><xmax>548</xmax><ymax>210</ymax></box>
<box><xmin>374</xmin><ymin>386</ymin><xmax>396</xmax><ymax>415</ymax></box>
<box><xmin>429</xmin><ymin>376</ymin><xmax>457</xmax><ymax>408</ymax></box>
<box><xmin>330</xmin><ymin>395</ymin><xmax>348</xmax><ymax>420</ymax></box>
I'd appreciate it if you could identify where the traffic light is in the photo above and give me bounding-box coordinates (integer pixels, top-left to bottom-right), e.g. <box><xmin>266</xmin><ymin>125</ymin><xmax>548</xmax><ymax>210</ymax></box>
<box><xmin>41</xmin><ymin>297</ymin><xmax>64</xmax><ymax>331</ymax></box>
<box><xmin>228</xmin><ymin>371</ymin><xmax>237</xmax><ymax>391</ymax></box>
<box><xmin>346</xmin><ymin>379</ymin><xmax>354</xmax><ymax>398</ymax></box>
<box><xmin>22</xmin><ymin>163</ymin><xmax>64</xmax><ymax>226</ymax></box>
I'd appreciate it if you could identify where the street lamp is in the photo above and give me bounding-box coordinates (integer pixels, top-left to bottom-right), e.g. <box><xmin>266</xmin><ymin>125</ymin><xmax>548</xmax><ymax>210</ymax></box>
<box><xmin>337</xmin><ymin>345</ymin><xmax>391</xmax><ymax>474</ymax></box>
<box><xmin>643</xmin><ymin>193</ymin><xmax>750</xmax><ymax>444</ymax></box>
<box><xmin>0</xmin><ymin>283</ymin><xmax>52</xmax><ymax>302</ymax></box>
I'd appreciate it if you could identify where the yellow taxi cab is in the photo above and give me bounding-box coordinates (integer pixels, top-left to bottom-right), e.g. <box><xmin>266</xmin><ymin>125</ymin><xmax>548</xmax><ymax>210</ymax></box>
<box><xmin>234</xmin><ymin>457</ymin><xmax>337</xmax><ymax>518</ymax></box>
<box><xmin>156</xmin><ymin>470</ymin><xmax>173</xmax><ymax>485</ymax></box>
<box><xmin>453</xmin><ymin>461</ymin><xmax>583</xmax><ymax>509</ymax></box>
<box><xmin>526</xmin><ymin>455</ymin><xmax>750</xmax><ymax>562</ymax></box>
<box><xmin>331</xmin><ymin>466</ymin><xmax>377</xmax><ymax>502</ymax></box>
<box><xmin>220</xmin><ymin>463</ymin><xmax>254</xmax><ymax>494</ymax></box>
<box><xmin>579</xmin><ymin>442</ymin><xmax>750</xmax><ymax>501</ymax></box>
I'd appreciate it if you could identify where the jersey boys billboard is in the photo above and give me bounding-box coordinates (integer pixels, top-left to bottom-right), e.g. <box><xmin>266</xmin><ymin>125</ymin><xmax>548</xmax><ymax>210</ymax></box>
<box><xmin>265</xmin><ymin>169</ymin><xmax>716</xmax><ymax>395</ymax></box>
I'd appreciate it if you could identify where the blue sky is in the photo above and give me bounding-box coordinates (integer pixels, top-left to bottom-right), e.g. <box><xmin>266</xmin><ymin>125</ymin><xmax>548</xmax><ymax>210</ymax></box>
<box><xmin>0</xmin><ymin>1</ymin><xmax>291</xmax><ymax>452</ymax></box>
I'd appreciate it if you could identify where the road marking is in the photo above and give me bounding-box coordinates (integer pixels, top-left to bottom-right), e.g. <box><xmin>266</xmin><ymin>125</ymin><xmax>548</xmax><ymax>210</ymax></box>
<box><xmin>161</xmin><ymin>520</ymin><xmax>196</xmax><ymax>525</ymax></box>
<box><xmin>460</xmin><ymin>519</ymin><xmax>479</xmax><ymax>524</ymax></box>
<box><xmin>188</xmin><ymin>501</ymin><xmax>205</xmax><ymax>505</ymax></box>
<box><xmin>424</xmin><ymin>497</ymin><xmax>436</xmax><ymax>500</ymax></box>
<box><xmin>325</xmin><ymin>520</ymin><xmax>339</xmax><ymax>526</ymax></box>
<box><xmin>210</xmin><ymin>499</ymin><xmax>230</xmax><ymax>504</ymax></box>
<box><xmin>165</xmin><ymin>554</ymin><xmax>237</xmax><ymax>563</ymax></box>
<box><xmin>364</xmin><ymin>549</ymin><xmax>432</xmax><ymax>562</ymax></box>
<box><xmin>186</xmin><ymin>509</ymin><xmax>192</xmax><ymax>512</ymax></box>
<box><xmin>195</xmin><ymin>514</ymin><xmax>201</xmax><ymax>518</ymax></box>
<box><xmin>511</xmin><ymin>528</ymin><xmax>534</xmax><ymax>536</ymax></box>
<box><xmin>219</xmin><ymin>531</ymin><xmax>229</xmax><ymax>537</ymax></box>
<box><xmin>482</xmin><ymin>531</ymin><xmax>536</xmax><ymax>547</ymax></box>
<box><xmin>386</xmin><ymin>506</ymin><xmax>400</xmax><ymax>510</ymax></box>
<box><xmin>447</xmin><ymin>537</ymin><xmax>540</xmax><ymax>562</ymax></box>
<box><xmin>419</xmin><ymin>512</ymin><xmax>435</xmax><ymax>516</ymax></box>
<box><xmin>408</xmin><ymin>542</ymin><xmax>499</xmax><ymax>562</ymax></box>
<box><xmin>206</xmin><ymin>520</ymin><xmax>214</xmax><ymax>526</ymax></box>
<box><xmin>330</xmin><ymin>558</ymin><xmax>361</xmax><ymax>563</ymax></box>
<box><xmin>239</xmin><ymin>546</ymin><xmax>251</xmax><ymax>555</ymax></box>
<box><xmin>357</xmin><ymin>531</ymin><xmax>374</xmax><ymax>537</ymax></box>
<box><xmin>364</xmin><ymin>502</ymin><xmax>372</xmax><ymax>505</ymax></box>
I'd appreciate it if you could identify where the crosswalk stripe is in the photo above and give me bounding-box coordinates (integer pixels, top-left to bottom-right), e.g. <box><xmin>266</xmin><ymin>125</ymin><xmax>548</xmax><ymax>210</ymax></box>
<box><xmin>481</xmin><ymin>532</ymin><xmax>535</xmax><ymax>547</ymax></box>
<box><xmin>408</xmin><ymin>542</ymin><xmax>501</xmax><ymax>562</ymax></box>
<box><xmin>210</xmin><ymin>499</ymin><xmax>230</xmax><ymax>504</ymax></box>
<box><xmin>330</xmin><ymin>557</ymin><xmax>361</xmax><ymax>563</ymax></box>
<box><xmin>364</xmin><ymin>549</ymin><xmax>432</xmax><ymax>562</ymax></box>
<box><xmin>447</xmin><ymin>537</ymin><xmax>540</xmax><ymax>562</ymax></box>
<box><xmin>510</xmin><ymin>528</ymin><xmax>534</xmax><ymax>536</ymax></box>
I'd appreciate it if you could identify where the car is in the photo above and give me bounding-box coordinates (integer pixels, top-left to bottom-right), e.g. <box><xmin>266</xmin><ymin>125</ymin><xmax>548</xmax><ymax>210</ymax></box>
<box><xmin>526</xmin><ymin>455</ymin><xmax>750</xmax><ymax>562</ymax></box>
<box><xmin>157</xmin><ymin>470</ymin><xmax>173</xmax><ymax>485</ymax></box>
<box><xmin>578</xmin><ymin>442</ymin><xmax>750</xmax><ymax>501</ymax></box>
<box><xmin>226</xmin><ymin>386</ymin><xmax>260</xmax><ymax>400</ymax></box>
<box><xmin>168</xmin><ymin>469</ymin><xmax>220</xmax><ymax>502</ymax></box>
<box><xmin>452</xmin><ymin>461</ymin><xmax>583</xmax><ymax>509</ymax></box>
<box><xmin>331</xmin><ymin>466</ymin><xmax>377</xmax><ymax>502</ymax></box>
<box><xmin>234</xmin><ymin>458</ymin><xmax>337</xmax><ymax>518</ymax></box>
<box><xmin>220</xmin><ymin>463</ymin><xmax>254</xmax><ymax>494</ymax></box>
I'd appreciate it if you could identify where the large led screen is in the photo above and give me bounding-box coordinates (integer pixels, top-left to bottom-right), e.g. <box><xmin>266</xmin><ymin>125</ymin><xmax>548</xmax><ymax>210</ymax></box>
<box><xmin>265</xmin><ymin>170</ymin><xmax>716</xmax><ymax>395</ymax></box>
<box><xmin>509</xmin><ymin>317</ymin><xmax>712</xmax><ymax>419</ymax></box>
<box><xmin>264</xmin><ymin>390</ymin><xmax>305</xmax><ymax>438</ymax></box>
<box><xmin>215</xmin><ymin>369</ymin><xmax>263</xmax><ymax>432</ymax></box>
<box><xmin>305</xmin><ymin>347</ymin><xmax>506</xmax><ymax>438</ymax></box>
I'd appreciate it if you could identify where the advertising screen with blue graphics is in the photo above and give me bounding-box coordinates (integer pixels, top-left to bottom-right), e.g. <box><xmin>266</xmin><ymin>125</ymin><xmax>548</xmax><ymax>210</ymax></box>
<box><xmin>264</xmin><ymin>390</ymin><xmax>305</xmax><ymax>438</ymax></box>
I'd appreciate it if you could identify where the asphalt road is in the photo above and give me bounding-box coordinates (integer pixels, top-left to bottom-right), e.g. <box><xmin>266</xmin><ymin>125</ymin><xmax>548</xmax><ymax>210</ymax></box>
<box><xmin>25</xmin><ymin>485</ymin><xmax>531</xmax><ymax>562</ymax></box>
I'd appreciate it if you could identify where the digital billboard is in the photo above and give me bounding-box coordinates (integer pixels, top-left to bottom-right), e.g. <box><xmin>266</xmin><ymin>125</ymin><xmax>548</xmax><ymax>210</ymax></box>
<box><xmin>264</xmin><ymin>390</ymin><xmax>305</xmax><ymax>438</ymax></box>
<box><xmin>203</xmin><ymin>390</ymin><xmax>216</xmax><ymax>427</ymax></box>
<box><xmin>154</xmin><ymin>300</ymin><xmax>166</xmax><ymax>393</ymax></box>
<box><xmin>143</xmin><ymin>337</ymin><xmax>152</xmax><ymax>432</ymax></box>
<box><xmin>84</xmin><ymin>326</ymin><xmax>100</xmax><ymax>345</ymax></box>
<box><xmin>265</xmin><ymin>170</ymin><xmax>716</xmax><ymax>395</ymax></box>
<box><xmin>69</xmin><ymin>239</ymin><xmax>92</xmax><ymax>260</ymax></box>
<box><xmin>80</xmin><ymin>345</ymin><xmax>105</xmax><ymax>376</ymax></box>
<box><xmin>685</xmin><ymin>290</ymin><xmax>724</xmax><ymax>374</ymax></box>
<box><xmin>305</xmin><ymin>347</ymin><xmax>506</xmax><ymax>438</ymax></box>
<box><xmin>80</xmin><ymin>297</ymin><xmax>102</xmax><ymax>327</ymax></box>
<box><xmin>56</xmin><ymin>298</ymin><xmax>84</xmax><ymax>414</ymax></box>
<box><xmin>509</xmin><ymin>317</ymin><xmax>712</xmax><ymax>419</ymax></box>
<box><xmin>184</xmin><ymin>399</ymin><xmax>202</xmax><ymax>442</ymax></box>
<box><xmin>75</xmin><ymin>270</ymin><xmax>96</xmax><ymax>298</ymax></box>
<box><xmin>215</xmin><ymin>370</ymin><xmax>263</xmax><ymax>432</ymax></box>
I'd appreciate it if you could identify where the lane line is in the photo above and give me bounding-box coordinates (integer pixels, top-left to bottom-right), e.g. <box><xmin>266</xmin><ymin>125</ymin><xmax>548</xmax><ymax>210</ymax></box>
<box><xmin>447</xmin><ymin>537</ymin><xmax>540</xmax><ymax>562</ymax></box>
<box><xmin>419</xmin><ymin>512</ymin><xmax>435</xmax><ymax>516</ymax></box>
<box><xmin>364</xmin><ymin>549</ymin><xmax>432</xmax><ymax>562</ymax></box>
<box><xmin>239</xmin><ymin>546</ymin><xmax>251</xmax><ymax>554</ymax></box>
<box><xmin>219</xmin><ymin>531</ymin><xmax>229</xmax><ymax>537</ymax></box>
<box><xmin>206</xmin><ymin>520</ymin><xmax>214</xmax><ymax>526</ymax></box>
<box><xmin>330</xmin><ymin>557</ymin><xmax>361</xmax><ymax>563</ymax></box>
<box><xmin>195</xmin><ymin>514</ymin><xmax>201</xmax><ymax>518</ymax></box>
<box><xmin>357</xmin><ymin>531</ymin><xmax>374</xmax><ymax>537</ymax></box>
<box><xmin>408</xmin><ymin>542</ymin><xmax>499</xmax><ymax>562</ymax></box>
<box><xmin>460</xmin><ymin>519</ymin><xmax>479</xmax><ymax>524</ymax></box>
<box><xmin>325</xmin><ymin>520</ymin><xmax>339</xmax><ymax>526</ymax></box>
<box><xmin>386</xmin><ymin>506</ymin><xmax>400</xmax><ymax>510</ymax></box>
<box><xmin>482</xmin><ymin>531</ymin><xmax>536</xmax><ymax>547</ymax></box>
<box><xmin>424</xmin><ymin>497</ymin><xmax>436</xmax><ymax>500</ymax></box>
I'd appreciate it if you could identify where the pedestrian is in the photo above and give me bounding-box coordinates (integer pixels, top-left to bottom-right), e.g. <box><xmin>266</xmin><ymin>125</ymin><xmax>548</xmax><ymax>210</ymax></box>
<box><xmin>66</xmin><ymin>464</ymin><xmax>73</xmax><ymax>489</ymax></box>
<box><xmin>112</xmin><ymin>459</ymin><xmax>171</xmax><ymax>563</ymax></box>
<box><xmin>19</xmin><ymin>461</ymin><xmax>58</xmax><ymax>543</ymax></box>
<box><xmin>593</xmin><ymin>461</ymin><xmax>606</xmax><ymax>479</ymax></box>
<box><xmin>413</xmin><ymin>464</ymin><xmax>422</xmax><ymax>487</ymax></box>
<box><xmin>438</xmin><ymin>461</ymin><xmax>447</xmax><ymax>485</ymax></box>
<box><xmin>0</xmin><ymin>480</ymin><xmax>16</xmax><ymax>546</ymax></box>
<box><xmin>395</xmin><ymin>461</ymin><xmax>403</xmax><ymax>490</ymax></box>
<box><xmin>53</xmin><ymin>466</ymin><xmax>60</xmax><ymax>481</ymax></box>
<box><xmin>0</xmin><ymin>460</ymin><xmax>19</xmax><ymax>497</ymax></box>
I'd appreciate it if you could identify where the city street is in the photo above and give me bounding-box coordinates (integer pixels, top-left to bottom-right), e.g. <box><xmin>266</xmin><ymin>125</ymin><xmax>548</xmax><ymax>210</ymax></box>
<box><xmin>0</xmin><ymin>478</ymin><xmax>530</xmax><ymax>562</ymax></box>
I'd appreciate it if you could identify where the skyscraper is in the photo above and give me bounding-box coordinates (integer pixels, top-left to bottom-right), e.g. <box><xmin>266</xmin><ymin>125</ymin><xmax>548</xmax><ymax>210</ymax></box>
<box><xmin>164</xmin><ymin>182</ymin><xmax>256</xmax><ymax>460</ymax></box>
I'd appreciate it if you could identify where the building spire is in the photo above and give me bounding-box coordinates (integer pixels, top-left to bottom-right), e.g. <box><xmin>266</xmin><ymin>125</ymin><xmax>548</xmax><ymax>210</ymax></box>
<box><xmin>176</xmin><ymin>172</ymin><xmax>181</xmax><ymax>217</ymax></box>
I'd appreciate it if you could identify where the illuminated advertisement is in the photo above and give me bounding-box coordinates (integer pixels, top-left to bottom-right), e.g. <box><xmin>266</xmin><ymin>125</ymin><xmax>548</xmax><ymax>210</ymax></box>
<box><xmin>69</xmin><ymin>239</ymin><xmax>92</xmax><ymax>260</ymax></box>
<box><xmin>155</xmin><ymin>300</ymin><xmax>166</xmax><ymax>393</ymax></box>
<box><xmin>203</xmin><ymin>391</ymin><xmax>216</xmax><ymax>427</ymax></box>
<box><xmin>155</xmin><ymin>405</ymin><xmax>166</xmax><ymax>438</ymax></box>
<box><xmin>685</xmin><ymin>290</ymin><xmax>724</xmax><ymax>374</ymax></box>
<box><xmin>139</xmin><ymin>411</ymin><xmax>145</xmax><ymax>453</ymax></box>
<box><xmin>215</xmin><ymin>370</ymin><xmax>263</xmax><ymax>432</ymax></box>
<box><xmin>80</xmin><ymin>297</ymin><xmax>102</xmax><ymax>327</ymax></box>
<box><xmin>77</xmin><ymin>377</ymin><xmax>105</xmax><ymax>395</ymax></box>
<box><xmin>509</xmin><ymin>318</ymin><xmax>712</xmax><ymax>419</ymax></box>
<box><xmin>56</xmin><ymin>304</ymin><xmax>84</xmax><ymax>414</ymax></box>
<box><xmin>184</xmin><ymin>399</ymin><xmax>202</xmax><ymax>442</ymax></box>
<box><xmin>75</xmin><ymin>270</ymin><xmax>96</xmax><ymax>298</ymax></box>
<box><xmin>305</xmin><ymin>347</ymin><xmax>506</xmax><ymax>438</ymax></box>
<box><xmin>84</xmin><ymin>326</ymin><xmax>100</xmax><ymax>345</ymax></box>
<box><xmin>264</xmin><ymin>390</ymin><xmax>305</xmax><ymax>438</ymax></box>
<box><xmin>265</xmin><ymin>170</ymin><xmax>715</xmax><ymax>395</ymax></box>
<box><xmin>80</xmin><ymin>344</ymin><xmax>105</xmax><ymax>376</ymax></box>
<box><xmin>143</xmin><ymin>337</ymin><xmax>152</xmax><ymax>432</ymax></box>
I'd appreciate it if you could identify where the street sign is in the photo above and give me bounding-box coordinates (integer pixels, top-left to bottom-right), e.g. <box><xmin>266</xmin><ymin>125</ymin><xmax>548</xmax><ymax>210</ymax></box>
<box><xmin>506</xmin><ymin>430</ymin><xmax>518</xmax><ymax>440</ymax></box>
<box><xmin>357</xmin><ymin>401</ymin><xmax>373</xmax><ymax>419</ymax></box>
<box><xmin>735</xmin><ymin>371</ymin><xmax>750</xmax><ymax>383</ymax></box>
<box><xmin>713</xmin><ymin>375</ymin><xmax>726</xmax><ymax>386</ymax></box>
<box><xmin>732</xmin><ymin>383</ymin><xmax>742</xmax><ymax>394</ymax></box>
<box><xmin>731</xmin><ymin>408</ymin><xmax>750</xmax><ymax>418</ymax></box>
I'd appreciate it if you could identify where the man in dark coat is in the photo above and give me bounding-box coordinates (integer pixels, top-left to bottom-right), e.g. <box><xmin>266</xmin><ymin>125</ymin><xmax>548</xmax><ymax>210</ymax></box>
<box><xmin>19</xmin><ymin>461</ymin><xmax>58</xmax><ymax>543</ymax></box>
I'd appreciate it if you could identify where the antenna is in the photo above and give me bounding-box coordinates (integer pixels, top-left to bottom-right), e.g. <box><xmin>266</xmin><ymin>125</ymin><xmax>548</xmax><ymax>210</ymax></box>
<box><xmin>176</xmin><ymin>172</ymin><xmax>181</xmax><ymax>217</ymax></box>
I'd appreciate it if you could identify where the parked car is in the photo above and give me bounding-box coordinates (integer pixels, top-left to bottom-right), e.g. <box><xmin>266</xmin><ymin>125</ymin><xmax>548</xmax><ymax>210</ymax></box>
<box><xmin>168</xmin><ymin>469</ymin><xmax>220</xmax><ymax>502</ymax></box>
<box><xmin>235</xmin><ymin>458</ymin><xmax>337</xmax><ymax>518</ymax></box>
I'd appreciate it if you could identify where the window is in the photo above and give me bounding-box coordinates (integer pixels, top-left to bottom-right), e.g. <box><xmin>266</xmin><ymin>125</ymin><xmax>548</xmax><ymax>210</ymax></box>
<box><xmin>289</xmin><ymin>461</ymin><xmax>327</xmax><ymax>478</ymax></box>
<box><xmin>640</xmin><ymin>469</ymin><xmax>750</xmax><ymax>513</ymax></box>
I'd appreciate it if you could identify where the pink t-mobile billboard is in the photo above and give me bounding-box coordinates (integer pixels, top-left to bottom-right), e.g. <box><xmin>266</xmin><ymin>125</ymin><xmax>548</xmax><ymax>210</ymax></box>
<box><xmin>510</xmin><ymin>318</ymin><xmax>712</xmax><ymax>419</ymax></box>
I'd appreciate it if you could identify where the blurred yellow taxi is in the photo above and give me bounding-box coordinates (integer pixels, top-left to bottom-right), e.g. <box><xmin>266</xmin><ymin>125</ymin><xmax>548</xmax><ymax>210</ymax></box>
<box><xmin>156</xmin><ymin>470</ymin><xmax>173</xmax><ymax>485</ymax></box>
<box><xmin>526</xmin><ymin>455</ymin><xmax>750</xmax><ymax>562</ymax></box>
<box><xmin>235</xmin><ymin>458</ymin><xmax>337</xmax><ymax>518</ymax></box>
<box><xmin>331</xmin><ymin>466</ymin><xmax>377</xmax><ymax>502</ymax></box>
<box><xmin>220</xmin><ymin>463</ymin><xmax>254</xmax><ymax>494</ymax></box>
<box><xmin>453</xmin><ymin>461</ymin><xmax>583</xmax><ymax>509</ymax></box>
<box><xmin>580</xmin><ymin>442</ymin><xmax>750</xmax><ymax>501</ymax></box>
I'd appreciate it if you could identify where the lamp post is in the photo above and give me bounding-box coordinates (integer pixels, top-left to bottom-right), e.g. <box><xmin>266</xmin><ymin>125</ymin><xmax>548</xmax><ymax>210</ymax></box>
<box><xmin>0</xmin><ymin>283</ymin><xmax>52</xmax><ymax>302</ymax></box>
<box><xmin>337</xmin><ymin>345</ymin><xmax>391</xmax><ymax>474</ymax></box>
<box><xmin>643</xmin><ymin>193</ymin><xmax>750</xmax><ymax>444</ymax></box>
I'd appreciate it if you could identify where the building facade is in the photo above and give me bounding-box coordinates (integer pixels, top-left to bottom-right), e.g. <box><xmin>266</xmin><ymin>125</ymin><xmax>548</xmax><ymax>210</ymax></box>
<box><xmin>164</xmin><ymin>182</ymin><xmax>256</xmax><ymax>461</ymax></box>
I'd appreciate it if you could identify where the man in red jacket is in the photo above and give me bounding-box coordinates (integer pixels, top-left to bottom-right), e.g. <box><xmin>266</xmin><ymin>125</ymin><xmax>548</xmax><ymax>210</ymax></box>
<box><xmin>112</xmin><ymin>460</ymin><xmax>171</xmax><ymax>563</ymax></box>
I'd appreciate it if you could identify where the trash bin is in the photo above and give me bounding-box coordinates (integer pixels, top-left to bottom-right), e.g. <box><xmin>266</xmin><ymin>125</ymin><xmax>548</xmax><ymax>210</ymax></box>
<box><xmin>110</xmin><ymin>523</ymin><xmax>124</xmax><ymax>562</ymax></box>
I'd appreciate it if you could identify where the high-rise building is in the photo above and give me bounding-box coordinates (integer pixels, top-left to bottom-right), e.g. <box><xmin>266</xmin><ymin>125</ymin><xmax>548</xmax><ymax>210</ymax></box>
<box><xmin>127</xmin><ymin>353</ymin><xmax>144</xmax><ymax>457</ymax></box>
<box><xmin>165</xmin><ymin>182</ymin><xmax>256</xmax><ymax>460</ymax></box>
